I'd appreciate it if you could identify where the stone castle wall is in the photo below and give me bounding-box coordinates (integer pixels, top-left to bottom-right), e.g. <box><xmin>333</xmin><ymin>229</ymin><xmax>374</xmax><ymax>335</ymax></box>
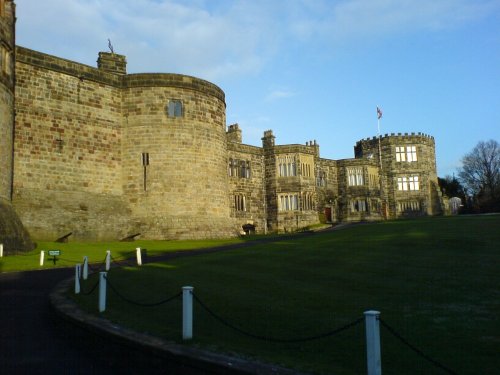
<box><xmin>121</xmin><ymin>74</ymin><xmax>234</xmax><ymax>239</ymax></box>
<box><xmin>0</xmin><ymin>0</ymin><xmax>15</xmax><ymax>202</ymax></box>
<box><xmin>13</xmin><ymin>47</ymin><xmax>127</xmax><ymax>240</ymax></box>
<box><xmin>12</xmin><ymin>47</ymin><xmax>235</xmax><ymax>240</ymax></box>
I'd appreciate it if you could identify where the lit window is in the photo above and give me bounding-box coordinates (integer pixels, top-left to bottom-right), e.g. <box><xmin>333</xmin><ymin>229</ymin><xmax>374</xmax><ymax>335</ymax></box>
<box><xmin>167</xmin><ymin>100</ymin><xmax>183</xmax><ymax>117</ymax></box>
<box><xmin>395</xmin><ymin>146</ymin><xmax>406</xmax><ymax>162</ymax></box>
<box><xmin>407</xmin><ymin>146</ymin><xmax>417</xmax><ymax>162</ymax></box>
<box><xmin>408</xmin><ymin>176</ymin><xmax>419</xmax><ymax>191</ymax></box>
<box><xmin>398</xmin><ymin>175</ymin><xmax>419</xmax><ymax>191</ymax></box>
<box><xmin>347</xmin><ymin>168</ymin><xmax>364</xmax><ymax>186</ymax></box>
<box><xmin>396</xmin><ymin>146</ymin><xmax>417</xmax><ymax>162</ymax></box>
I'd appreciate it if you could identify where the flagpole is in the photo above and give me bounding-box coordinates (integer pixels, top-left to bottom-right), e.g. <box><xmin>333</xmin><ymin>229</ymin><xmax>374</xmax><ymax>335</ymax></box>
<box><xmin>376</xmin><ymin>106</ymin><xmax>386</xmax><ymax>219</ymax></box>
<box><xmin>377</xmin><ymin>106</ymin><xmax>382</xmax><ymax>172</ymax></box>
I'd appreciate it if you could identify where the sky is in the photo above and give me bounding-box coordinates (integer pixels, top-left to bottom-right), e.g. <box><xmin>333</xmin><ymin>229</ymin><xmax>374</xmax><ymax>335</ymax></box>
<box><xmin>15</xmin><ymin>0</ymin><xmax>500</xmax><ymax>177</ymax></box>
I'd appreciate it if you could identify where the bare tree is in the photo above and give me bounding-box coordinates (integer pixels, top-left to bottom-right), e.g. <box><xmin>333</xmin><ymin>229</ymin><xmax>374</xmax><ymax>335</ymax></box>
<box><xmin>458</xmin><ymin>140</ymin><xmax>500</xmax><ymax>212</ymax></box>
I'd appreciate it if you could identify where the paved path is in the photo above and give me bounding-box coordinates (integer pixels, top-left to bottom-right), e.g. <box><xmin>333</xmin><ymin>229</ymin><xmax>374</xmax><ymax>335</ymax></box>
<box><xmin>0</xmin><ymin>267</ymin><xmax>211</xmax><ymax>374</ymax></box>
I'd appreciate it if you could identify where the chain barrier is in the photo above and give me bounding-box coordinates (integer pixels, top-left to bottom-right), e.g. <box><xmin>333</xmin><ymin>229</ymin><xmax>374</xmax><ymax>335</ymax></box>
<box><xmin>79</xmin><ymin>279</ymin><xmax>100</xmax><ymax>296</ymax></box>
<box><xmin>379</xmin><ymin>318</ymin><xmax>459</xmax><ymax>375</ymax></box>
<box><xmin>192</xmin><ymin>292</ymin><xmax>363</xmax><ymax>343</ymax></box>
<box><xmin>104</xmin><ymin>275</ymin><xmax>182</xmax><ymax>307</ymax></box>
<box><xmin>87</xmin><ymin>262</ymin><xmax>104</xmax><ymax>273</ymax></box>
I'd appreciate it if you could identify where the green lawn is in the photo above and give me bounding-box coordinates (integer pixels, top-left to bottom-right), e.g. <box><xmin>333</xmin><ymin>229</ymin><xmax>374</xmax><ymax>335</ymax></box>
<box><xmin>0</xmin><ymin>238</ymin><xmax>243</xmax><ymax>273</ymax></box>
<box><xmin>71</xmin><ymin>215</ymin><xmax>500</xmax><ymax>374</ymax></box>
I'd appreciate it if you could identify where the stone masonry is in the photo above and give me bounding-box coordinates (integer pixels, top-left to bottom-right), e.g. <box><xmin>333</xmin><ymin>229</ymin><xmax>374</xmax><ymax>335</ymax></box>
<box><xmin>1</xmin><ymin>1</ymin><xmax>446</xmax><ymax>244</ymax></box>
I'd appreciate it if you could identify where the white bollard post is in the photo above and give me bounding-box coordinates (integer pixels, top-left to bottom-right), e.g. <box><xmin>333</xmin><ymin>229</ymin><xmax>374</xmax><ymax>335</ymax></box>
<box><xmin>136</xmin><ymin>247</ymin><xmax>142</xmax><ymax>266</ymax></box>
<box><xmin>75</xmin><ymin>264</ymin><xmax>81</xmax><ymax>294</ymax></box>
<box><xmin>105</xmin><ymin>250</ymin><xmax>111</xmax><ymax>271</ymax></box>
<box><xmin>83</xmin><ymin>256</ymin><xmax>88</xmax><ymax>280</ymax></box>
<box><xmin>364</xmin><ymin>310</ymin><xmax>382</xmax><ymax>375</ymax></box>
<box><xmin>99</xmin><ymin>272</ymin><xmax>107</xmax><ymax>313</ymax></box>
<box><xmin>40</xmin><ymin>250</ymin><xmax>45</xmax><ymax>266</ymax></box>
<box><xmin>182</xmin><ymin>286</ymin><xmax>194</xmax><ymax>340</ymax></box>
<box><xmin>0</xmin><ymin>243</ymin><xmax>3</xmax><ymax>257</ymax></box>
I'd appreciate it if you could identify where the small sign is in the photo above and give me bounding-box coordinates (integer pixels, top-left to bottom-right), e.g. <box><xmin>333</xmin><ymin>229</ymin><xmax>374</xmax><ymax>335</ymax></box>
<box><xmin>48</xmin><ymin>250</ymin><xmax>61</xmax><ymax>256</ymax></box>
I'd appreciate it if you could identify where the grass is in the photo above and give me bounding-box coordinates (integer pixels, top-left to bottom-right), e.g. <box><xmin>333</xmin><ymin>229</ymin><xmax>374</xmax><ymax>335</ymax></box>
<box><xmin>70</xmin><ymin>215</ymin><xmax>500</xmax><ymax>375</ymax></box>
<box><xmin>0</xmin><ymin>238</ymin><xmax>243</xmax><ymax>273</ymax></box>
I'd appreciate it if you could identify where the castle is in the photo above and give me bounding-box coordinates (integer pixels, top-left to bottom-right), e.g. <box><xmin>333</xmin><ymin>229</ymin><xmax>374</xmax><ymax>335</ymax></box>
<box><xmin>0</xmin><ymin>0</ymin><xmax>445</xmax><ymax>250</ymax></box>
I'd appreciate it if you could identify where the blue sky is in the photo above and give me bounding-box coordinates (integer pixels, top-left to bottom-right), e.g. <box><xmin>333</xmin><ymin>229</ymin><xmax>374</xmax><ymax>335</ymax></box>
<box><xmin>15</xmin><ymin>0</ymin><xmax>500</xmax><ymax>177</ymax></box>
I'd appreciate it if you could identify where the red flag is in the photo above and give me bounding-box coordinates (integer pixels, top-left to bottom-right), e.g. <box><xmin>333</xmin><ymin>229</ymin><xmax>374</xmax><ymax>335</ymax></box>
<box><xmin>377</xmin><ymin>106</ymin><xmax>383</xmax><ymax>119</ymax></box>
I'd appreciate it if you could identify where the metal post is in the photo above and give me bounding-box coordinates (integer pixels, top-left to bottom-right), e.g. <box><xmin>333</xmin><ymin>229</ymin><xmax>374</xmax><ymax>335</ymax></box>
<box><xmin>182</xmin><ymin>286</ymin><xmax>194</xmax><ymax>340</ymax></box>
<box><xmin>136</xmin><ymin>247</ymin><xmax>142</xmax><ymax>266</ymax></box>
<box><xmin>364</xmin><ymin>310</ymin><xmax>382</xmax><ymax>375</ymax></box>
<box><xmin>40</xmin><ymin>251</ymin><xmax>45</xmax><ymax>266</ymax></box>
<box><xmin>105</xmin><ymin>250</ymin><xmax>111</xmax><ymax>271</ymax></box>
<box><xmin>75</xmin><ymin>264</ymin><xmax>81</xmax><ymax>294</ymax></box>
<box><xmin>0</xmin><ymin>243</ymin><xmax>3</xmax><ymax>257</ymax></box>
<box><xmin>83</xmin><ymin>256</ymin><xmax>88</xmax><ymax>280</ymax></box>
<box><xmin>99</xmin><ymin>272</ymin><xmax>107</xmax><ymax>312</ymax></box>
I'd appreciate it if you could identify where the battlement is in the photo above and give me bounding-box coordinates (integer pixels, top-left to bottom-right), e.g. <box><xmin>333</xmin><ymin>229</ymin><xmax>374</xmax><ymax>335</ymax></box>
<box><xmin>355</xmin><ymin>132</ymin><xmax>435</xmax><ymax>148</ymax></box>
<box><xmin>226</xmin><ymin>123</ymin><xmax>242</xmax><ymax>143</ymax></box>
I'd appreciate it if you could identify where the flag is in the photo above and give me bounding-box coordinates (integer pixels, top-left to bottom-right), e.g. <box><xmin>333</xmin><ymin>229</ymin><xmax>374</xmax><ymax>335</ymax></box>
<box><xmin>377</xmin><ymin>106</ymin><xmax>383</xmax><ymax>120</ymax></box>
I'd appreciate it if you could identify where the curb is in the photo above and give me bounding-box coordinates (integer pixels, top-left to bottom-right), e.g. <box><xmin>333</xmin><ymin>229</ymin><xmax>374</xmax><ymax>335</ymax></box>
<box><xmin>49</xmin><ymin>277</ymin><xmax>306</xmax><ymax>375</ymax></box>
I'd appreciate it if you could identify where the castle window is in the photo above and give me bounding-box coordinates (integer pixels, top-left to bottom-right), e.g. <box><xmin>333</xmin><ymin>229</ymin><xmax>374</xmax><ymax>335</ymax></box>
<box><xmin>347</xmin><ymin>168</ymin><xmax>364</xmax><ymax>186</ymax></box>
<box><xmin>302</xmin><ymin>193</ymin><xmax>315</xmax><ymax>211</ymax></box>
<box><xmin>398</xmin><ymin>200</ymin><xmax>421</xmax><ymax>212</ymax></box>
<box><xmin>316</xmin><ymin>171</ymin><xmax>326</xmax><ymax>187</ymax></box>
<box><xmin>167</xmin><ymin>100</ymin><xmax>183</xmax><ymax>117</ymax></box>
<box><xmin>229</xmin><ymin>158</ymin><xmax>250</xmax><ymax>178</ymax></box>
<box><xmin>396</xmin><ymin>146</ymin><xmax>417</xmax><ymax>162</ymax></box>
<box><xmin>234</xmin><ymin>194</ymin><xmax>246</xmax><ymax>211</ymax></box>
<box><xmin>407</xmin><ymin>146</ymin><xmax>417</xmax><ymax>162</ymax></box>
<box><xmin>408</xmin><ymin>175</ymin><xmax>419</xmax><ymax>190</ymax></box>
<box><xmin>397</xmin><ymin>175</ymin><xmax>419</xmax><ymax>191</ymax></box>
<box><xmin>278</xmin><ymin>194</ymin><xmax>299</xmax><ymax>211</ymax></box>
<box><xmin>277</xmin><ymin>156</ymin><xmax>297</xmax><ymax>177</ymax></box>
<box><xmin>395</xmin><ymin>146</ymin><xmax>406</xmax><ymax>162</ymax></box>
<box><xmin>351</xmin><ymin>199</ymin><xmax>367</xmax><ymax>212</ymax></box>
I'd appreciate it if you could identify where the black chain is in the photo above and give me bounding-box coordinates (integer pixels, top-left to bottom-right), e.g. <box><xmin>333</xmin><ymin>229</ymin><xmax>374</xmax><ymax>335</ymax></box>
<box><xmin>192</xmin><ymin>292</ymin><xmax>363</xmax><ymax>343</ymax></box>
<box><xmin>379</xmin><ymin>318</ymin><xmax>459</xmax><ymax>375</ymax></box>
<box><xmin>79</xmin><ymin>279</ymin><xmax>99</xmax><ymax>296</ymax></box>
<box><xmin>104</xmin><ymin>275</ymin><xmax>182</xmax><ymax>307</ymax></box>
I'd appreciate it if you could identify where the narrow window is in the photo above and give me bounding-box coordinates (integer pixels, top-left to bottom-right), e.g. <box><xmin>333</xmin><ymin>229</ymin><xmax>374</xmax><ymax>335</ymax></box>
<box><xmin>142</xmin><ymin>152</ymin><xmax>149</xmax><ymax>191</ymax></box>
<box><xmin>167</xmin><ymin>100</ymin><xmax>183</xmax><ymax>117</ymax></box>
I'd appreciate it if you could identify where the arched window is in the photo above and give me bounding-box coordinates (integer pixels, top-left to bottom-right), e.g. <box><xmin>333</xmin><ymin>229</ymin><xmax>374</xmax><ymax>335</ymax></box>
<box><xmin>167</xmin><ymin>100</ymin><xmax>183</xmax><ymax>117</ymax></box>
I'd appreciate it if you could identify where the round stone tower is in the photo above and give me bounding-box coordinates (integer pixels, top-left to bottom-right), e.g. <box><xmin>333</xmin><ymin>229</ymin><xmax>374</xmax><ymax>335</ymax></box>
<box><xmin>122</xmin><ymin>73</ymin><xmax>234</xmax><ymax>239</ymax></box>
<box><xmin>0</xmin><ymin>0</ymin><xmax>34</xmax><ymax>252</ymax></box>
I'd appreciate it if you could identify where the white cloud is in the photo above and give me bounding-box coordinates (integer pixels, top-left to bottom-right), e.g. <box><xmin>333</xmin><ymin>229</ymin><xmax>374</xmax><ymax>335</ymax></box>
<box><xmin>265</xmin><ymin>89</ymin><xmax>297</xmax><ymax>102</ymax></box>
<box><xmin>15</xmin><ymin>0</ymin><xmax>498</xmax><ymax>81</ymax></box>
